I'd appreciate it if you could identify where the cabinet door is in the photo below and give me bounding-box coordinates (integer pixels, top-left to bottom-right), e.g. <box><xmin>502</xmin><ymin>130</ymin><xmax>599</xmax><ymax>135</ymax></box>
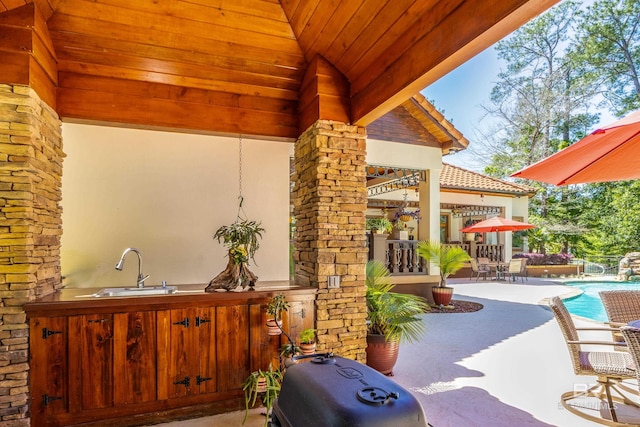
<box><xmin>195</xmin><ymin>307</ymin><xmax>216</xmax><ymax>394</ymax></box>
<box><xmin>158</xmin><ymin>308</ymin><xmax>198</xmax><ymax>398</ymax></box>
<box><xmin>216</xmin><ymin>305</ymin><xmax>250</xmax><ymax>392</ymax></box>
<box><xmin>30</xmin><ymin>316</ymin><xmax>68</xmax><ymax>421</ymax></box>
<box><xmin>68</xmin><ymin>314</ymin><xmax>113</xmax><ymax>411</ymax></box>
<box><xmin>113</xmin><ymin>311</ymin><xmax>157</xmax><ymax>404</ymax></box>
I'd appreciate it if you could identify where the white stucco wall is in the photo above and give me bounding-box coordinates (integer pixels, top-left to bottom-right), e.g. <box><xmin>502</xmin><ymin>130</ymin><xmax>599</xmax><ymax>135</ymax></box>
<box><xmin>60</xmin><ymin>123</ymin><xmax>291</xmax><ymax>288</ymax></box>
<box><xmin>440</xmin><ymin>191</ymin><xmax>531</xmax><ymax>259</ymax></box>
<box><xmin>366</xmin><ymin>139</ymin><xmax>442</xmax><ymax>242</ymax></box>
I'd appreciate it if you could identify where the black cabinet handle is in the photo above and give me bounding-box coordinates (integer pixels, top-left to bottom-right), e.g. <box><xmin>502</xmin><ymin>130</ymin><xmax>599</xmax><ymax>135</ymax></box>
<box><xmin>173</xmin><ymin>376</ymin><xmax>190</xmax><ymax>387</ymax></box>
<box><xmin>172</xmin><ymin>318</ymin><xmax>190</xmax><ymax>328</ymax></box>
<box><xmin>196</xmin><ymin>375</ymin><xmax>212</xmax><ymax>385</ymax></box>
<box><xmin>195</xmin><ymin>317</ymin><xmax>211</xmax><ymax>327</ymax></box>
<box><xmin>42</xmin><ymin>328</ymin><xmax>62</xmax><ymax>339</ymax></box>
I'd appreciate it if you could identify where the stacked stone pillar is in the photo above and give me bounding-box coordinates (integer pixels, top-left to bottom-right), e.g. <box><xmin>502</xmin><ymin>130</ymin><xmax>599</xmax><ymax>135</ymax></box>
<box><xmin>0</xmin><ymin>84</ymin><xmax>63</xmax><ymax>426</ymax></box>
<box><xmin>292</xmin><ymin>120</ymin><xmax>368</xmax><ymax>361</ymax></box>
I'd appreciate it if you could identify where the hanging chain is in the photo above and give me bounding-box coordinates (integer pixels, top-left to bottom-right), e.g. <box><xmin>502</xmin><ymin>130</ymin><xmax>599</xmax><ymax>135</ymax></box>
<box><xmin>237</xmin><ymin>136</ymin><xmax>245</xmax><ymax>220</ymax></box>
<box><xmin>238</xmin><ymin>136</ymin><xmax>243</xmax><ymax>199</ymax></box>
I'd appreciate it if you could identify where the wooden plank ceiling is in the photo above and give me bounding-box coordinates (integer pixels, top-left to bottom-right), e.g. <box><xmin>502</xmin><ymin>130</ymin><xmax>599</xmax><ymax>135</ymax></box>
<box><xmin>0</xmin><ymin>0</ymin><xmax>559</xmax><ymax>140</ymax></box>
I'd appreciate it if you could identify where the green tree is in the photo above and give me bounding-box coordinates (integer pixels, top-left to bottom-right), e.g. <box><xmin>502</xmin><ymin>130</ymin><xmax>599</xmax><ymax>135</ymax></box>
<box><xmin>572</xmin><ymin>0</ymin><xmax>640</xmax><ymax>116</ymax></box>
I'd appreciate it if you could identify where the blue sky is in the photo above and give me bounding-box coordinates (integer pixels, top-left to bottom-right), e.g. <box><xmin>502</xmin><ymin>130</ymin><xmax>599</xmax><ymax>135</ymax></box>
<box><xmin>421</xmin><ymin>47</ymin><xmax>503</xmax><ymax>170</ymax></box>
<box><xmin>422</xmin><ymin>0</ymin><xmax>617</xmax><ymax>173</ymax></box>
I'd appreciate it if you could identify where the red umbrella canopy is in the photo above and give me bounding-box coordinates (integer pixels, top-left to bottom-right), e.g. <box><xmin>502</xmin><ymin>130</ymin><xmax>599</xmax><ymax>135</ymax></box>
<box><xmin>511</xmin><ymin>109</ymin><xmax>640</xmax><ymax>185</ymax></box>
<box><xmin>460</xmin><ymin>217</ymin><xmax>536</xmax><ymax>233</ymax></box>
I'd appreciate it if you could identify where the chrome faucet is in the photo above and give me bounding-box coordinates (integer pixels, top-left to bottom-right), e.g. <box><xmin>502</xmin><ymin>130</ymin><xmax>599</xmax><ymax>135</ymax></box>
<box><xmin>115</xmin><ymin>248</ymin><xmax>149</xmax><ymax>288</ymax></box>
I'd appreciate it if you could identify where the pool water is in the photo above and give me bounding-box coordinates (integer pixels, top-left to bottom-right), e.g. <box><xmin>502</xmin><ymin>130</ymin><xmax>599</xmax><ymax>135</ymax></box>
<box><xmin>564</xmin><ymin>281</ymin><xmax>640</xmax><ymax>322</ymax></box>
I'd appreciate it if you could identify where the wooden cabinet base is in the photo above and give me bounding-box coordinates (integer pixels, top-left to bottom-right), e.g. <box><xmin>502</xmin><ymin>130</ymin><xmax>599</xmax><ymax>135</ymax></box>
<box><xmin>25</xmin><ymin>287</ymin><xmax>316</xmax><ymax>427</ymax></box>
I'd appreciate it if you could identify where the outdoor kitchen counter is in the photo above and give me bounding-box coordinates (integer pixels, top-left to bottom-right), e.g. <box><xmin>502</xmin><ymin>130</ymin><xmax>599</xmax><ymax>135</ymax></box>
<box><xmin>25</xmin><ymin>281</ymin><xmax>316</xmax><ymax>315</ymax></box>
<box><xmin>24</xmin><ymin>283</ymin><xmax>316</xmax><ymax>427</ymax></box>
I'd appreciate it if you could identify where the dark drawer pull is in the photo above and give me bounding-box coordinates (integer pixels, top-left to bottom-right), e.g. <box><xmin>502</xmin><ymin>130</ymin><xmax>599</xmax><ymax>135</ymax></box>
<box><xmin>195</xmin><ymin>317</ymin><xmax>210</xmax><ymax>327</ymax></box>
<box><xmin>42</xmin><ymin>328</ymin><xmax>62</xmax><ymax>339</ymax></box>
<box><xmin>173</xmin><ymin>376</ymin><xmax>190</xmax><ymax>387</ymax></box>
<box><xmin>42</xmin><ymin>394</ymin><xmax>62</xmax><ymax>406</ymax></box>
<box><xmin>196</xmin><ymin>375</ymin><xmax>212</xmax><ymax>385</ymax></box>
<box><xmin>173</xmin><ymin>318</ymin><xmax>190</xmax><ymax>328</ymax></box>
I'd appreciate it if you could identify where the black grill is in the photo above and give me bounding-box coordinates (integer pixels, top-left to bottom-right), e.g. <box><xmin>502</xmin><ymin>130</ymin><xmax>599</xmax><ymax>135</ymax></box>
<box><xmin>272</xmin><ymin>355</ymin><xmax>428</xmax><ymax>427</ymax></box>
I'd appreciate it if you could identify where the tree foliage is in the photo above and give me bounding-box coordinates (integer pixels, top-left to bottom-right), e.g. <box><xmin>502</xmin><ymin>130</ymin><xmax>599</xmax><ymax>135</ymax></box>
<box><xmin>572</xmin><ymin>0</ymin><xmax>640</xmax><ymax>115</ymax></box>
<box><xmin>480</xmin><ymin>0</ymin><xmax>640</xmax><ymax>258</ymax></box>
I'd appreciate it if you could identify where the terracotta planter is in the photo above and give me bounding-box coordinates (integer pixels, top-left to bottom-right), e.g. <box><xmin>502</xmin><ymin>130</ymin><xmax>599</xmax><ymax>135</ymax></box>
<box><xmin>365</xmin><ymin>334</ymin><xmax>399</xmax><ymax>375</ymax></box>
<box><xmin>256</xmin><ymin>376</ymin><xmax>267</xmax><ymax>393</ymax></box>
<box><xmin>266</xmin><ymin>319</ymin><xmax>282</xmax><ymax>336</ymax></box>
<box><xmin>432</xmin><ymin>286</ymin><xmax>454</xmax><ymax>306</ymax></box>
<box><xmin>299</xmin><ymin>342</ymin><xmax>316</xmax><ymax>355</ymax></box>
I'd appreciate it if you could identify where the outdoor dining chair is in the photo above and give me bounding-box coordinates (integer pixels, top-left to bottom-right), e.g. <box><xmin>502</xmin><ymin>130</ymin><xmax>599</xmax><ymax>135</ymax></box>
<box><xmin>469</xmin><ymin>258</ymin><xmax>492</xmax><ymax>281</ymax></box>
<box><xmin>504</xmin><ymin>259</ymin><xmax>525</xmax><ymax>282</ymax></box>
<box><xmin>600</xmin><ymin>290</ymin><xmax>640</xmax><ymax>346</ymax></box>
<box><xmin>549</xmin><ymin>296</ymin><xmax>638</xmax><ymax>425</ymax></box>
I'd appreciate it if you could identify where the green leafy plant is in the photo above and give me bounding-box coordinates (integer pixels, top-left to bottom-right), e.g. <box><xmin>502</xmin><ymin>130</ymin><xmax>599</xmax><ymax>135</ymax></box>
<box><xmin>267</xmin><ymin>293</ymin><xmax>289</xmax><ymax>321</ymax></box>
<box><xmin>365</xmin><ymin>260</ymin><xmax>429</xmax><ymax>343</ymax></box>
<box><xmin>299</xmin><ymin>328</ymin><xmax>316</xmax><ymax>344</ymax></box>
<box><xmin>214</xmin><ymin>219</ymin><xmax>265</xmax><ymax>263</ymax></box>
<box><xmin>416</xmin><ymin>240</ymin><xmax>471</xmax><ymax>288</ymax></box>
<box><xmin>242</xmin><ymin>365</ymin><xmax>283</xmax><ymax>426</ymax></box>
<box><xmin>366</xmin><ymin>217</ymin><xmax>393</xmax><ymax>233</ymax></box>
<box><xmin>280</xmin><ymin>342</ymin><xmax>300</xmax><ymax>358</ymax></box>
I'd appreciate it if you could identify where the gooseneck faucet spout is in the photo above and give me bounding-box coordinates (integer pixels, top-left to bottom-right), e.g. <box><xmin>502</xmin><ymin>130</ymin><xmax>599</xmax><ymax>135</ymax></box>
<box><xmin>115</xmin><ymin>247</ymin><xmax>149</xmax><ymax>288</ymax></box>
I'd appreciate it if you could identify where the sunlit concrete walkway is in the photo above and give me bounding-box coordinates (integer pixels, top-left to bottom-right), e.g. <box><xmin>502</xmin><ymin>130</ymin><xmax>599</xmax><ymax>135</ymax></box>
<box><xmin>152</xmin><ymin>277</ymin><xmax>638</xmax><ymax>427</ymax></box>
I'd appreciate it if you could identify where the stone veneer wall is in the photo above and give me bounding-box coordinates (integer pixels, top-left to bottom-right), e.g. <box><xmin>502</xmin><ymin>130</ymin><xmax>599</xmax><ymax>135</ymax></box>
<box><xmin>0</xmin><ymin>84</ymin><xmax>63</xmax><ymax>426</ymax></box>
<box><xmin>292</xmin><ymin>120</ymin><xmax>368</xmax><ymax>361</ymax></box>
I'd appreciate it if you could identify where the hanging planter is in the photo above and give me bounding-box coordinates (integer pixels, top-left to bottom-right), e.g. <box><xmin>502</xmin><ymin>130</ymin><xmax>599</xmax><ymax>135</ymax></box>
<box><xmin>205</xmin><ymin>138</ymin><xmax>265</xmax><ymax>292</ymax></box>
<box><xmin>399</xmin><ymin>214</ymin><xmax>413</xmax><ymax>222</ymax></box>
<box><xmin>266</xmin><ymin>318</ymin><xmax>283</xmax><ymax>336</ymax></box>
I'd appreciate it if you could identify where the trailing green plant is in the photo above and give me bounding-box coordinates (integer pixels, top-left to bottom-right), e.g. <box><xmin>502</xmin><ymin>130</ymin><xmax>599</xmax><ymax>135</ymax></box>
<box><xmin>267</xmin><ymin>293</ymin><xmax>289</xmax><ymax>321</ymax></box>
<box><xmin>416</xmin><ymin>240</ymin><xmax>471</xmax><ymax>287</ymax></box>
<box><xmin>242</xmin><ymin>365</ymin><xmax>283</xmax><ymax>426</ymax></box>
<box><xmin>365</xmin><ymin>260</ymin><xmax>429</xmax><ymax>344</ymax></box>
<box><xmin>213</xmin><ymin>219</ymin><xmax>265</xmax><ymax>264</ymax></box>
<box><xmin>299</xmin><ymin>328</ymin><xmax>316</xmax><ymax>344</ymax></box>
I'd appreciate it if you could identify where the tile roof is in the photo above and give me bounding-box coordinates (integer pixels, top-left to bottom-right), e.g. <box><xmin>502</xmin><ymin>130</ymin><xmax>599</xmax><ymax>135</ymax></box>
<box><xmin>441</xmin><ymin>163</ymin><xmax>536</xmax><ymax>196</ymax></box>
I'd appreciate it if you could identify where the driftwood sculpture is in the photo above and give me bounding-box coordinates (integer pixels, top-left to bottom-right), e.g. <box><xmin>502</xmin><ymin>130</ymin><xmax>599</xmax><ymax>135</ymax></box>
<box><xmin>205</xmin><ymin>251</ymin><xmax>259</xmax><ymax>291</ymax></box>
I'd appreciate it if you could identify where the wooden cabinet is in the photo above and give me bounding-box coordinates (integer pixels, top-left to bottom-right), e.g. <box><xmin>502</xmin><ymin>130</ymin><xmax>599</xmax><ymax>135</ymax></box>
<box><xmin>26</xmin><ymin>288</ymin><xmax>315</xmax><ymax>427</ymax></box>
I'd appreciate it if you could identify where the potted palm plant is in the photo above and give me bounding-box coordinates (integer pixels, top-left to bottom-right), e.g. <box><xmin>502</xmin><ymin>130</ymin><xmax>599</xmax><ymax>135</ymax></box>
<box><xmin>365</xmin><ymin>260</ymin><xmax>429</xmax><ymax>375</ymax></box>
<box><xmin>416</xmin><ymin>240</ymin><xmax>471</xmax><ymax>306</ymax></box>
<box><xmin>242</xmin><ymin>365</ymin><xmax>283</xmax><ymax>426</ymax></box>
<box><xmin>206</xmin><ymin>217</ymin><xmax>265</xmax><ymax>292</ymax></box>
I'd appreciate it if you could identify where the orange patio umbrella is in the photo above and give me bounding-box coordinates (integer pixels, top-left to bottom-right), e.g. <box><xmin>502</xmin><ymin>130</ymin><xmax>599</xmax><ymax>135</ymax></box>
<box><xmin>511</xmin><ymin>109</ymin><xmax>640</xmax><ymax>185</ymax></box>
<box><xmin>460</xmin><ymin>216</ymin><xmax>536</xmax><ymax>233</ymax></box>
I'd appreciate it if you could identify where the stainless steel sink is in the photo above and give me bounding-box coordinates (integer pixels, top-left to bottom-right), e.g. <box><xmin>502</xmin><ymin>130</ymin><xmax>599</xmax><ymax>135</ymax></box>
<box><xmin>94</xmin><ymin>286</ymin><xmax>178</xmax><ymax>297</ymax></box>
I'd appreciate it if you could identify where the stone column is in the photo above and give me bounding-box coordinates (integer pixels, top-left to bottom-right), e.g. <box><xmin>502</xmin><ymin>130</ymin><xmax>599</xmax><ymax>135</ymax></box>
<box><xmin>292</xmin><ymin>120</ymin><xmax>368</xmax><ymax>361</ymax></box>
<box><xmin>0</xmin><ymin>84</ymin><xmax>63</xmax><ymax>426</ymax></box>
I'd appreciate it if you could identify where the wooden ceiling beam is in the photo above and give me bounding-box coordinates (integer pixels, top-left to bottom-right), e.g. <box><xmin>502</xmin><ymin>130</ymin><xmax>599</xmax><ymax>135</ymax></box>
<box><xmin>350</xmin><ymin>0</ymin><xmax>560</xmax><ymax>126</ymax></box>
<box><xmin>0</xmin><ymin>3</ymin><xmax>57</xmax><ymax>107</ymax></box>
<box><xmin>298</xmin><ymin>55</ymin><xmax>350</xmax><ymax>133</ymax></box>
<box><xmin>57</xmin><ymin>84</ymin><xmax>299</xmax><ymax>139</ymax></box>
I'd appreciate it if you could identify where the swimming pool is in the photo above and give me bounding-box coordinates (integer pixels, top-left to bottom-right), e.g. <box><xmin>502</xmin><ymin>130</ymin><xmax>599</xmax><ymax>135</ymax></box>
<box><xmin>564</xmin><ymin>281</ymin><xmax>640</xmax><ymax>322</ymax></box>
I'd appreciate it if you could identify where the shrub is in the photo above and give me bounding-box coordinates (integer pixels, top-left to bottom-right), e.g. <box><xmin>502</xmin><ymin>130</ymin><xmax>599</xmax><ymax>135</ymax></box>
<box><xmin>513</xmin><ymin>253</ymin><xmax>573</xmax><ymax>265</ymax></box>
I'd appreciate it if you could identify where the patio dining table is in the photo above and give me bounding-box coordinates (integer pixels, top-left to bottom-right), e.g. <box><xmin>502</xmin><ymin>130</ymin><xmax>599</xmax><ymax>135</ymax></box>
<box><xmin>488</xmin><ymin>262</ymin><xmax>507</xmax><ymax>281</ymax></box>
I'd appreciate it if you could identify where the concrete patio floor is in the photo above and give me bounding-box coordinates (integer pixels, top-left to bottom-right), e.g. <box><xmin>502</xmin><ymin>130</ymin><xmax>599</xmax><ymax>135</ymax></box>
<box><xmin>150</xmin><ymin>277</ymin><xmax>640</xmax><ymax>427</ymax></box>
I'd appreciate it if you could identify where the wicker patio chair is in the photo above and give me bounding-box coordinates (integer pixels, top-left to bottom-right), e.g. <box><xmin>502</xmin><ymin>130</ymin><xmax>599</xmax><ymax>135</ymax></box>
<box><xmin>469</xmin><ymin>258</ymin><xmax>492</xmax><ymax>281</ymax></box>
<box><xmin>601</xmin><ymin>290</ymin><xmax>640</xmax><ymax>342</ymax></box>
<box><xmin>549</xmin><ymin>296</ymin><xmax>638</xmax><ymax>425</ymax></box>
